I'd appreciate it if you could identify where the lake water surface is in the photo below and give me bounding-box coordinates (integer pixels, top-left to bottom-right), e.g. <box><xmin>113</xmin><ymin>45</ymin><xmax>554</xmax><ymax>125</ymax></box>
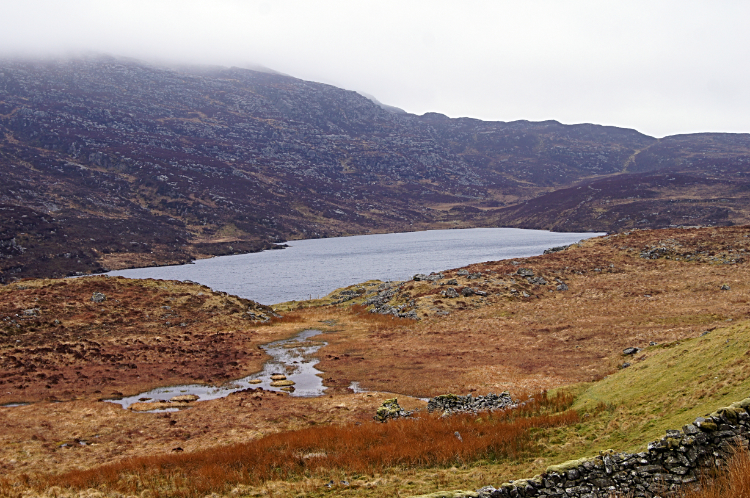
<box><xmin>107</xmin><ymin>228</ymin><xmax>603</xmax><ymax>304</ymax></box>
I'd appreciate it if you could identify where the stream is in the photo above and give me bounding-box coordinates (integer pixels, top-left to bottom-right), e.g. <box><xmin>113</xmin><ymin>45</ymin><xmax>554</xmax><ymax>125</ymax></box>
<box><xmin>106</xmin><ymin>329</ymin><xmax>327</xmax><ymax>410</ymax></box>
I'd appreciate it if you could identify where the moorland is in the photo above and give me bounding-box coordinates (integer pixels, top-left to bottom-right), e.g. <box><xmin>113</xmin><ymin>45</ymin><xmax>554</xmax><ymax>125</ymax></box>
<box><xmin>1</xmin><ymin>225</ymin><xmax>749</xmax><ymax>497</ymax></box>
<box><xmin>2</xmin><ymin>56</ymin><xmax>750</xmax><ymax>282</ymax></box>
<box><xmin>2</xmin><ymin>55</ymin><xmax>750</xmax><ymax>497</ymax></box>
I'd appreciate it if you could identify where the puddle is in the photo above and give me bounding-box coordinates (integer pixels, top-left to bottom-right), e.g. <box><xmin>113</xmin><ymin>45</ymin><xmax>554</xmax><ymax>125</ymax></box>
<box><xmin>1</xmin><ymin>402</ymin><xmax>30</xmax><ymax>408</ymax></box>
<box><xmin>107</xmin><ymin>329</ymin><xmax>327</xmax><ymax>409</ymax></box>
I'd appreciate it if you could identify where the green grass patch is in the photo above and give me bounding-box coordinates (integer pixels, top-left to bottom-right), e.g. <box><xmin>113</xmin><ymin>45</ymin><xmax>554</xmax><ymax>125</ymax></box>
<box><xmin>567</xmin><ymin>319</ymin><xmax>750</xmax><ymax>456</ymax></box>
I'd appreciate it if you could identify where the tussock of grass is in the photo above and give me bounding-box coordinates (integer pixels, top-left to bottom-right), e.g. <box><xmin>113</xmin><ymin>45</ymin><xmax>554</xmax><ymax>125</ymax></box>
<box><xmin>28</xmin><ymin>392</ymin><xmax>576</xmax><ymax>497</ymax></box>
<box><xmin>680</xmin><ymin>448</ymin><xmax>750</xmax><ymax>498</ymax></box>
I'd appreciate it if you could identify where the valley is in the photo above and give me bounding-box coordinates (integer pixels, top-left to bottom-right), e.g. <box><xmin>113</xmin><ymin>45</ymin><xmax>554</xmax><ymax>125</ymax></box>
<box><xmin>2</xmin><ymin>57</ymin><xmax>750</xmax><ymax>283</ymax></box>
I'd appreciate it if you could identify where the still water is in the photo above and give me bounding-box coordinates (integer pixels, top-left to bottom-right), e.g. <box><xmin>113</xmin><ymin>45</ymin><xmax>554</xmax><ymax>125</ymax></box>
<box><xmin>107</xmin><ymin>228</ymin><xmax>603</xmax><ymax>304</ymax></box>
<box><xmin>107</xmin><ymin>329</ymin><xmax>326</xmax><ymax>409</ymax></box>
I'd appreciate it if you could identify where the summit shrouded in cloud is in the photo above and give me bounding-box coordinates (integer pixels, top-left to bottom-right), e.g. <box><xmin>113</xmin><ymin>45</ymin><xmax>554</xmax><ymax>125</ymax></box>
<box><xmin>1</xmin><ymin>0</ymin><xmax>749</xmax><ymax>138</ymax></box>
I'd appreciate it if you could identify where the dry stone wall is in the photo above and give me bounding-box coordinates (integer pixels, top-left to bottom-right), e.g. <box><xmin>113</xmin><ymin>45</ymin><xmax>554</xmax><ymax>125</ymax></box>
<box><xmin>417</xmin><ymin>397</ymin><xmax>750</xmax><ymax>498</ymax></box>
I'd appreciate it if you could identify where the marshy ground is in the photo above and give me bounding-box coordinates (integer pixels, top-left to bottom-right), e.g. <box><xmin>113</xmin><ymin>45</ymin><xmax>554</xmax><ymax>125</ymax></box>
<box><xmin>1</xmin><ymin>226</ymin><xmax>749</xmax><ymax>497</ymax></box>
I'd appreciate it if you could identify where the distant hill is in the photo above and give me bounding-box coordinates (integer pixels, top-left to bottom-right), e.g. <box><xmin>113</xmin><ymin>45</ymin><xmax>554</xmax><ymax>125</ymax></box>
<box><xmin>1</xmin><ymin>56</ymin><xmax>749</xmax><ymax>281</ymax></box>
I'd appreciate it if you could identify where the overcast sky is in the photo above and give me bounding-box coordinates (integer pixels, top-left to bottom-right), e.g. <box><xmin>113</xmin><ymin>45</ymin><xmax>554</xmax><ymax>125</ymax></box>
<box><xmin>2</xmin><ymin>0</ymin><xmax>748</xmax><ymax>138</ymax></box>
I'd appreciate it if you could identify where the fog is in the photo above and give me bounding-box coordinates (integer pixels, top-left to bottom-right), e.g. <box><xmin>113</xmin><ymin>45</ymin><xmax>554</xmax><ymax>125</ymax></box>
<box><xmin>3</xmin><ymin>0</ymin><xmax>749</xmax><ymax>138</ymax></box>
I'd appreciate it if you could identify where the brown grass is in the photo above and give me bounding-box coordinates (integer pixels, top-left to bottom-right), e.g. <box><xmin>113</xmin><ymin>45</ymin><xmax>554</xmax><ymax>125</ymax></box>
<box><xmin>28</xmin><ymin>392</ymin><xmax>576</xmax><ymax>497</ymax></box>
<box><xmin>315</xmin><ymin>226</ymin><xmax>750</xmax><ymax>398</ymax></box>
<box><xmin>680</xmin><ymin>448</ymin><xmax>750</xmax><ymax>498</ymax></box>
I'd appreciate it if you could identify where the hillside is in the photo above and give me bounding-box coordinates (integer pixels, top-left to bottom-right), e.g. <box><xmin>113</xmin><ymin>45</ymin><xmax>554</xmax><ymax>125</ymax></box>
<box><xmin>2</xmin><ymin>56</ymin><xmax>750</xmax><ymax>282</ymax></box>
<box><xmin>1</xmin><ymin>225</ymin><xmax>748</xmax><ymax>497</ymax></box>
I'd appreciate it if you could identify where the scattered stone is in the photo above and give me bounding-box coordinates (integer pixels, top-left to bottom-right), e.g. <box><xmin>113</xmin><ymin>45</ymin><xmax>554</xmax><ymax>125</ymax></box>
<box><xmin>516</xmin><ymin>268</ymin><xmax>534</xmax><ymax>277</ymax></box>
<box><xmin>623</xmin><ymin>347</ymin><xmax>641</xmax><ymax>356</ymax></box>
<box><xmin>457</xmin><ymin>269</ymin><xmax>470</xmax><ymax>276</ymax></box>
<box><xmin>374</xmin><ymin>398</ymin><xmax>414</xmax><ymax>422</ymax></box>
<box><xmin>621</xmin><ymin>362</ymin><xmax>631</xmax><ymax>369</ymax></box>
<box><xmin>454</xmin><ymin>431</ymin><xmax>463</xmax><ymax>442</ymax></box>
<box><xmin>544</xmin><ymin>245</ymin><xmax>571</xmax><ymax>254</ymax></box>
<box><xmin>461</xmin><ymin>287</ymin><xmax>475</xmax><ymax>297</ymax></box>
<box><xmin>442</xmin><ymin>287</ymin><xmax>459</xmax><ymax>298</ymax></box>
<box><xmin>91</xmin><ymin>292</ymin><xmax>106</xmax><ymax>303</ymax></box>
<box><xmin>446</xmin><ymin>279</ymin><xmax>458</xmax><ymax>285</ymax></box>
<box><xmin>248</xmin><ymin>379</ymin><xmax>262</xmax><ymax>384</ymax></box>
<box><xmin>270</xmin><ymin>374</ymin><xmax>287</xmax><ymax>381</ymax></box>
<box><xmin>527</xmin><ymin>276</ymin><xmax>547</xmax><ymax>285</ymax></box>
<box><xmin>270</xmin><ymin>380</ymin><xmax>295</xmax><ymax>387</ymax></box>
<box><xmin>556</xmin><ymin>283</ymin><xmax>569</xmax><ymax>291</ymax></box>
<box><xmin>169</xmin><ymin>394</ymin><xmax>199</xmax><ymax>402</ymax></box>
<box><xmin>413</xmin><ymin>273</ymin><xmax>444</xmax><ymax>281</ymax></box>
<box><xmin>23</xmin><ymin>308</ymin><xmax>39</xmax><ymax>316</ymax></box>
<box><xmin>720</xmin><ymin>284</ymin><xmax>731</xmax><ymax>291</ymax></box>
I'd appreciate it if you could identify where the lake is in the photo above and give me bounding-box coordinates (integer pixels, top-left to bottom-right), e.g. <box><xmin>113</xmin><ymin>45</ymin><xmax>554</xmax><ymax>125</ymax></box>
<box><xmin>106</xmin><ymin>228</ymin><xmax>604</xmax><ymax>304</ymax></box>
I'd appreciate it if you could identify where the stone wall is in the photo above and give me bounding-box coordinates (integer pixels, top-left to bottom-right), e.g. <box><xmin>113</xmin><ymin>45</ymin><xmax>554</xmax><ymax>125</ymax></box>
<box><xmin>416</xmin><ymin>397</ymin><xmax>750</xmax><ymax>498</ymax></box>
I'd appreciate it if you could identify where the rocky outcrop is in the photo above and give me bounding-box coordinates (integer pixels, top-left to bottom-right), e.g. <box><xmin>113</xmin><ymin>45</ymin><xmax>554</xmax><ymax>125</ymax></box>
<box><xmin>419</xmin><ymin>397</ymin><xmax>750</xmax><ymax>498</ymax></box>
<box><xmin>374</xmin><ymin>398</ymin><xmax>414</xmax><ymax>422</ymax></box>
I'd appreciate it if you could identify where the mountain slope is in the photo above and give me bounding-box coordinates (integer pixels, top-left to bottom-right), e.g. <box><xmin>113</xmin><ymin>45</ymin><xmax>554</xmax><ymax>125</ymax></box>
<box><xmin>1</xmin><ymin>56</ymin><xmax>749</xmax><ymax>281</ymax></box>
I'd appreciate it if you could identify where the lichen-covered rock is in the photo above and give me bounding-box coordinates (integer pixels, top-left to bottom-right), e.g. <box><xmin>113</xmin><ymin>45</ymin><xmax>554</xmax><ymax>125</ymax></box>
<box><xmin>374</xmin><ymin>398</ymin><xmax>413</xmax><ymax>422</ymax></box>
<box><xmin>91</xmin><ymin>291</ymin><xmax>106</xmax><ymax>303</ymax></box>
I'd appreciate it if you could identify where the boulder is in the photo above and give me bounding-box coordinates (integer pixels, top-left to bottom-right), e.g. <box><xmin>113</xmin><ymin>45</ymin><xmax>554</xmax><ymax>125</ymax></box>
<box><xmin>374</xmin><ymin>398</ymin><xmax>413</xmax><ymax>422</ymax></box>
<box><xmin>442</xmin><ymin>287</ymin><xmax>459</xmax><ymax>298</ymax></box>
<box><xmin>91</xmin><ymin>292</ymin><xmax>106</xmax><ymax>303</ymax></box>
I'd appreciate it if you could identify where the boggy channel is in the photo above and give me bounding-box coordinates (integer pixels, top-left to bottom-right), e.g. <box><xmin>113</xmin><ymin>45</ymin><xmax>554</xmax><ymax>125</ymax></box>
<box><xmin>107</xmin><ymin>329</ymin><xmax>327</xmax><ymax>411</ymax></box>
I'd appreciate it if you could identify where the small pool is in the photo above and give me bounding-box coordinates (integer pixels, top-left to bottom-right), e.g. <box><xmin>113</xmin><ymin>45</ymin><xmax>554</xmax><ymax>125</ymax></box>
<box><xmin>107</xmin><ymin>329</ymin><xmax>327</xmax><ymax>410</ymax></box>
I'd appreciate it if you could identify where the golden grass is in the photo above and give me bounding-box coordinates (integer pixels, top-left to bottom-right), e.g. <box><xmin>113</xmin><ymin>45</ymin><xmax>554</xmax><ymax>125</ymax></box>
<box><xmin>680</xmin><ymin>448</ymin><xmax>750</xmax><ymax>498</ymax></box>
<box><xmin>23</xmin><ymin>392</ymin><xmax>576</xmax><ymax>497</ymax></box>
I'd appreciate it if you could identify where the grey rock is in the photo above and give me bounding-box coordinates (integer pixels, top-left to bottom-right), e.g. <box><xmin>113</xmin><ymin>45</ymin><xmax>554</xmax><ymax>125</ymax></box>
<box><xmin>623</xmin><ymin>347</ymin><xmax>640</xmax><ymax>356</ymax></box>
<box><xmin>556</xmin><ymin>283</ymin><xmax>569</xmax><ymax>291</ymax></box>
<box><xmin>91</xmin><ymin>292</ymin><xmax>106</xmax><ymax>303</ymax></box>
<box><xmin>442</xmin><ymin>287</ymin><xmax>459</xmax><ymax>298</ymax></box>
